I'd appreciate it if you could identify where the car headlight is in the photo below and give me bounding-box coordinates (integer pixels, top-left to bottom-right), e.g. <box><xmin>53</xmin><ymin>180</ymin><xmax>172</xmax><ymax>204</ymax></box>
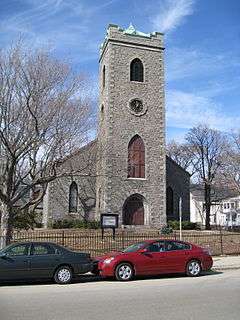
<box><xmin>103</xmin><ymin>257</ymin><xmax>115</xmax><ymax>264</ymax></box>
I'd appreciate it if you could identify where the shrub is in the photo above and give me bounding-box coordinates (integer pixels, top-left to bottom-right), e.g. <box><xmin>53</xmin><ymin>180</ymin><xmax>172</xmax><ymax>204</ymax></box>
<box><xmin>51</xmin><ymin>219</ymin><xmax>100</xmax><ymax>229</ymax></box>
<box><xmin>160</xmin><ymin>225</ymin><xmax>173</xmax><ymax>234</ymax></box>
<box><xmin>168</xmin><ymin>220</ymin><xmax>201</xmax><ymax>230</ymax></box>
<box><xmin>13</xmin><ymin>208</ymin><xmax>42</xmax><ymax>230</ymax></box>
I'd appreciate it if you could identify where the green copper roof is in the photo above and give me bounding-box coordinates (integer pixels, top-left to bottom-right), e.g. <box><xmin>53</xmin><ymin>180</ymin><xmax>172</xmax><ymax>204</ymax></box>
<box><xmin>123</xmin><ymin>23</ymin><xmax>151</xmax><ymax>38</ymax></box>
<box><xmin>100</xmin><ymin>23</ymin><xmax>163</xmax><ymax>52</ymax></box>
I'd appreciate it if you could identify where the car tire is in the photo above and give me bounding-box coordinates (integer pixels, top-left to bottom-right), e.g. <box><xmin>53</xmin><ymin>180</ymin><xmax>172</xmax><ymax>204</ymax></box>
<box><xmin>92</xmin><ymin>270</ymin><xmax>100</xmax><ymax>276</ymax></box>
<box><xmin>115</xmin><ymin>263</ymin><xmax>134</xmax><ymax>281</ymax></box>
<box><xmin>186</xmin><ymin>260</ymin><xmax>201</xmax><ymax>277</ymax></box>
<box><xmin>54</xmin><ymin>265</ymin><xmax>73</xmax><ymax>284</ymax></box>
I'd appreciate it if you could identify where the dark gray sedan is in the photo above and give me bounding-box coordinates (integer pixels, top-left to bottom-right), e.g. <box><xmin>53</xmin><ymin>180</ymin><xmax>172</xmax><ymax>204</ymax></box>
<box><xmin>0</xmin><ymin>241</ymin><xmax>93</xmax><ymax>284</ymax></box>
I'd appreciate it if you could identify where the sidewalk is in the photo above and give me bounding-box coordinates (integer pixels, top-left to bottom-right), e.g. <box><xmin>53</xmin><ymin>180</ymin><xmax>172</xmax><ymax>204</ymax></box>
<box><xmin>212</xmin><ymin>255</ymin><xmax>240</xmax><ymax>270</ymax></box>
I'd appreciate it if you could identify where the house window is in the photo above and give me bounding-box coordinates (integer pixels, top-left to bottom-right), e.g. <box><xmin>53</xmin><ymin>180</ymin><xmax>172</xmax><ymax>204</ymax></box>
<box><xmin>69</xmin><ymin>182</ymin><xmax>78</xmax><ymax>213</ymax></box>
<box><xmin>128</xmin><ymin>135</ymin><xmax>145</xmax><ymax>178</ymax></box>
<box><xmin>130</xmin><ymin>58</ymin><xmax>144</xmax><ymax>82</ymax></box>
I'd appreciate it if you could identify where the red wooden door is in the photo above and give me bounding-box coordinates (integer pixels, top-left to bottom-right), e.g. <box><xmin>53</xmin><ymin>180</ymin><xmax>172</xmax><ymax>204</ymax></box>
<box><xmin>123</xmin><ymin>195</ymin><xmax>144</xmax><ymax>225</ymax></box>
<box><xmin>132</xmin><ymin>207</ymin><xmax>144</xmax><ymax>225</ymax></box>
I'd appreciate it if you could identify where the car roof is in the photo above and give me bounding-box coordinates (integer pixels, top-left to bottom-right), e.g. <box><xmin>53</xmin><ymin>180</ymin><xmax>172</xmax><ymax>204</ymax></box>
<box><xmin>142</xmin><ymin>239</ymin><xmax>192</xmax><ymax>245</ymax></box>
<box><xmin>10</xmin><ymin>241</ymin><xmax>58</xmax><ymax>246</ymax></box>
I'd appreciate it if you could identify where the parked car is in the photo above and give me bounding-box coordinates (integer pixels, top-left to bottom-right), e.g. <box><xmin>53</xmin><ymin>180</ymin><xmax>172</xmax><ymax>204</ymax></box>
<box><xmin>0</xmin><ymin>241</ymin><xmax>93</xmax><ymax>284</ymax></box>
<box><xmin>94</xmin><ymin>239</ymin><xmax>213</xmax><ymax>281</ymax></box>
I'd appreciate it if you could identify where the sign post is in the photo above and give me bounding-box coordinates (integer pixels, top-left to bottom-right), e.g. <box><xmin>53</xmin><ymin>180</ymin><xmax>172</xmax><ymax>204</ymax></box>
<box><xmin>179</xmin><ymin>197</ymin><xmax>182</xmax><ymax>241</ymax></box>
<box><xmin>100</xmin><ymin>214</ymin><xmax>119</xmax><ymax>240</ymax></box>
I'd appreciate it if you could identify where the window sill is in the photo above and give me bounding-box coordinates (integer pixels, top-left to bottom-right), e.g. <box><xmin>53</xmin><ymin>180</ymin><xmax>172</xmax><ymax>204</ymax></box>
<box><xmin>129</xmin><ymin>80</ymin><xmax>146</xmax><ymax>85</ymax></box>
<box><xmin>127</xmin><ymin>177</ymin><xmax>147</xmax><ymax>181</ymax></box>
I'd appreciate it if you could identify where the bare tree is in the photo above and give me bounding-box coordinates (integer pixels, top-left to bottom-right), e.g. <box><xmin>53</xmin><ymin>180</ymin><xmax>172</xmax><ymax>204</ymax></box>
<box><xmin>167</xmin><ymin>140</ymin><xmax>195</xmax><ymax>175</ymax></box>
<box><xmin>221</xmin><ymin>131</ymin><xmax>240</xmax><ymax>192</ymax></box>
<box><xmin>0</xmin><ymin>43</ymin><xmax>93</xmax><ymax>247</ymax></box>
<box><xmin>185</xmin><ymin>125</ymin><xmax>228</xmax><ymax>230</ymax></box>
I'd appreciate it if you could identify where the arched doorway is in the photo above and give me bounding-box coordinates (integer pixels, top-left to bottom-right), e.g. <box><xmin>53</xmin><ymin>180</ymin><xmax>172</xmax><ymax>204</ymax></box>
<box><xmin>123</xmin><ymin>194</ymin><xmax>144</xmax><ymax>225</ymax></box>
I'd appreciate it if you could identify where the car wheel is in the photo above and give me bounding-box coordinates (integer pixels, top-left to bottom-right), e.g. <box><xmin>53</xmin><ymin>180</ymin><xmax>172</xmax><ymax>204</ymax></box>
<box><xmin>115</xmin><ymin>263</ymin><xmax>134</xmax><ymax>281</ymax></box>
<box><xmin>186</xmin><ymin>260</ymin><xmax>201</xmax><ymax>277</ymax></box>
<box><xmin>54</xmin><ymin>266</ymin><xmax>73</xmax><ymax>284</ymax></box>
<box><xmin>92</xmin><ymin>270</ymin><xmax>100</xmax><ymax>276</ymax></box>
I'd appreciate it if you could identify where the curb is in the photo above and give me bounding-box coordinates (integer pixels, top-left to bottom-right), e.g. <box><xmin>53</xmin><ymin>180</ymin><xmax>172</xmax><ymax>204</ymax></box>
<box><xmin>212</xmin><ymin>266</ymin><xmax>240</xmax><ymax>271</ymax></box>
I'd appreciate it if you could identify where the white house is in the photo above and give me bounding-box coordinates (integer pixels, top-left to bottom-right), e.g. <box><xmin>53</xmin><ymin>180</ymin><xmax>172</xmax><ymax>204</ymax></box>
<box><xmin>218</xmin><ymin>196</ymin><xmax>240</xmax><ymax>228</ymax></box>
<box><xmin>190</xmin><ymin>185</ymin><xmax>240</xmax><ymax>228</ymax></box>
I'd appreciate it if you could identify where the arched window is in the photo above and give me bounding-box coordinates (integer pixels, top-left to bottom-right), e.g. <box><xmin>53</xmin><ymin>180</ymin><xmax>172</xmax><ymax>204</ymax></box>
<box><xmin>166</xmin><ymin>186</ymin><xmax>174</xmax><ymax>219</ymax></box>
<box><xmin>128</xmin><ymin>135</ymin><xmax>145</xmax><ymax>178</ymax></box>
<box><xmin>130</xmin><ymin>58</ymin><xmax>143</xmax><ymax>82</ymax></box>
<box><xmin>69</xmin><ymin>182</ymin><xmax>78</xmax><ymax>213</ymax></box>
<box><xmin>102</xmin><ymin>65</ymin><xmax>105</xmax><ymax>89</ymax></box>
<box><xmin>98</xmin><ymin>187</ymin><xmax>102</xmax><ymax>210</ymax></box>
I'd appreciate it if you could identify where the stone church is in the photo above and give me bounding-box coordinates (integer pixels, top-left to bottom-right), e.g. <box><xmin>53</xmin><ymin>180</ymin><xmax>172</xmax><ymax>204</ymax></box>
<box><xmin>42</xmin><ymin>24</ymin><xmax>190</xmax><ymax>229</ymax></box>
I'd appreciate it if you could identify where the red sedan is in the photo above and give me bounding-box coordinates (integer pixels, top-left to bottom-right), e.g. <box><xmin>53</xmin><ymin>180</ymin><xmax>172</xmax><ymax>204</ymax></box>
<box><xmin>94</xmin><ymin>239</ymin><xmax>213</xmax><ymax>281</ymax></box>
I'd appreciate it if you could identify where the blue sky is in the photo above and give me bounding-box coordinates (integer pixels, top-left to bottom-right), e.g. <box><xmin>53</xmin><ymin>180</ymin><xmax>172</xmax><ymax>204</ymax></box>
<box><xmin>0</xmin><ymin>0</ymin><xmax>239</xmax><ymax>142</ymax></box>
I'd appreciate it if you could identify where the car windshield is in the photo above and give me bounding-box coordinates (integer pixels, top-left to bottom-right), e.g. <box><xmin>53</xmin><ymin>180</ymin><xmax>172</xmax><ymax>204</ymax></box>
<box><xmin>122</xmin><ymin>242</ymin><xmax>147</xmax><ymax>253</ymax></box>
<box><xmin>0</xmin><ymin>243</ymin><xmax>14</xmax><ymax>253</ymax></box>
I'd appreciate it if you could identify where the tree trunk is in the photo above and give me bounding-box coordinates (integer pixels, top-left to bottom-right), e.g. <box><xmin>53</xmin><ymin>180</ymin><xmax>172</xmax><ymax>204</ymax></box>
<box><xmin>0</xmin><ymin>203</ymin><xmax>14</xmax><ymax>249</ymax></box>
<box><xmin>204</xmin><ymin>183</ymin><xmax>211</xmax><ymax>230</ymax></box>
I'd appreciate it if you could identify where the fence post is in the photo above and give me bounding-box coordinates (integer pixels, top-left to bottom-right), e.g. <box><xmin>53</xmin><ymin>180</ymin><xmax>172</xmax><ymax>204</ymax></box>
<box><xmin>61</xmin><ymin>230</ymin><xmax>65</xmax><ymax>246</ymax></box>
<box><xmin>121</xmin><ymin>229</ymin><xmax>125</xmax><ymax>250</ymax></box>
<box><xmin>219</xmin><ymin>227</ymin><xmax>223</xmax><ymax>255</ymax></box>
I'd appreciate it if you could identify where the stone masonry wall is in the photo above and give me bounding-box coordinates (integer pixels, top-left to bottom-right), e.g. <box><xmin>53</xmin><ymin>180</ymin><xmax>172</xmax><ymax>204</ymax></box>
<box><xmin>96</xmin><ymin>25</ymin><xmax>166</xmax><ymax>228</ymax></box>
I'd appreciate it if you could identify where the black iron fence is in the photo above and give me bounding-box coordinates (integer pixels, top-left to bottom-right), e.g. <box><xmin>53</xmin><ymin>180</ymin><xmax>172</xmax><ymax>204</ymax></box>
<box><xmin>0</xmin><ymin>229</ymin><xmax>240</xmax><ymax>256</ymax></box>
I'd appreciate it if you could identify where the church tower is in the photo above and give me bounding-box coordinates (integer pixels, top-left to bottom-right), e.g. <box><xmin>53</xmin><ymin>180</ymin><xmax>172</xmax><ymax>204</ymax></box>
<box><xmin>96</xmin><ymin>24</ymin><xmax>166</xmax><ymax>228</ymax></box>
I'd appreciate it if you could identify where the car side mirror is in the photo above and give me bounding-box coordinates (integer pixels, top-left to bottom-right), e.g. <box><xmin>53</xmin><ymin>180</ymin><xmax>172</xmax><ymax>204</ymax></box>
<box><xmin>138</xmin><ymin>248</ymin><xmax>148</xmax><ymax>254</ymax></box>
<box><xmin>0</xmin><ymin>252</ymin><xmax>7</xmax><ymax>259</ymax></box>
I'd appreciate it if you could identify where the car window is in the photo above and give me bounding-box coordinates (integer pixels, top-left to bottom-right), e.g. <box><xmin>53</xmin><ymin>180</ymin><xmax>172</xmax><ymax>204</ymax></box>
<box><xmin>51</xmin><ymin>245</ymin><xmax>63</xmax><ymax>255</ymax></box>
<box><xmin>32</xmin><ymin>244</ymin><xmax>55</xmax><ymax>255</ymax></box>
<box><xmin>6</xmin><ymin>244</ymin><xmax>29</xmax><ymax>256</ymax></box>
<box><xmin>165</xmin><ymin>241</ymin><xmax>191</xmax><ymax>251</ymax></box>
<box><xmin>147</xmin><ymin>241</ymin><xmax>165</xmax><ymax>252</ymax></box>
<box><xmin>122</xmin><ymin>242</ymin><xmax>147</xmax><ymax>253</ymax></box>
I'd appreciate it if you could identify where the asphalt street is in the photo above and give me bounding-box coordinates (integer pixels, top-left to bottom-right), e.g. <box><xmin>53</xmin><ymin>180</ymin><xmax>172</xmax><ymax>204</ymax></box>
<box><xmin>0</xmin><ymin>270</ymin><xmax>240</xmax><ymax>320</ymax></box>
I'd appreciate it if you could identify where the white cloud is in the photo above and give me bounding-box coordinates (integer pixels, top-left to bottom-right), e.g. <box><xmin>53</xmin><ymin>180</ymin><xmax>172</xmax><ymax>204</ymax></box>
<box><xmin>166</xmin><ymin>89</ymin><xmax>240</xmax><ymax>132</ymax></box>
<box><xmin>152</xmin><ymin>0</ymin><xmax>195</xmax><ymax>33</ymax></box>
<box><xmin>0</xmin><ymin>0</ymin><xmax>115</xmax><ymax>62</ymax></box>
<box><xmin>166</xmin><ymin>47</ymin><xmax>240</xmax><ymax>82</ymax></box>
